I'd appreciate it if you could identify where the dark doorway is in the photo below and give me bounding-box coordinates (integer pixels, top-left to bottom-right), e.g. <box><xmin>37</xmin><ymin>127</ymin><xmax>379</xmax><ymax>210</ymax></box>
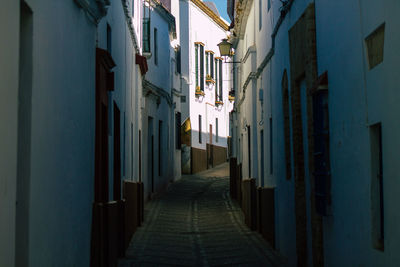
<box><xmin>139</xmin><ymin>130</ymin><xmax>142</xmax><ymax>182</ymax></box>
<box><xmin>209</xmin><ymin>124</ymin><xmax>213</xmax><ymax>144</ymax></box>
<box><xmin>94</xmin><ymin>49</ymin><xmax>115</xmax><ymax>203</ymax></box>
<box><xmin>151</xmin><ymin>135</ymin><xmax>154</xmax><ymax>192</ymax></box>
<box><xmin>247</xmin><ymin>125</ymin><xmax>251</xmax><ymax>178</ymax></box>
<box><xmin>159</xmin><ymin>120</ymin><xmax>162</xmax><ymax>176</ymax></box>
<box><xmin>16</xmin><ymin>2</ymin><xmax>33</xmax><ymax>266</ymax></box>
<box><xmin>148</xmin><ymin>117</ymin><xmax>154</xmax><ymax>193</ymax></box>
<box><xmin>113</xmin><ymin>103</ymin><xmax>121</xmax><ymax>200</ymax></box>
<box><xmin>260</xmin><ymin>130</ymin><xmax>264</xmax><ymax>187</ymax></box>
<box><xmin>92</xmin><ymin>47</ymin><xmax>116</xmax><ymax>266</ymax></box>
<box><xmin>207</xmin><ymin>124</ymin><xmax>213</xmax><ymax>169</ymax></box>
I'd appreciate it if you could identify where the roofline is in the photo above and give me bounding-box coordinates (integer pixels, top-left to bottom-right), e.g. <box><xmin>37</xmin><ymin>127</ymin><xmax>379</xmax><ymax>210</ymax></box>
<box><xmin>190</xmin><ymin>0</ymin><xmax>229</xmax><ymax>31</ymax></box>
<box><xmin>151</xmin><ymin>0</ymin><xmax>177</xmax><ymax>39</ymax></box>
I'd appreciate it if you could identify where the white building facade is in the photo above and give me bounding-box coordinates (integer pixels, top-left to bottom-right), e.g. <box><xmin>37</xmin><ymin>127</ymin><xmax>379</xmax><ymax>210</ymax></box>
<box><xmin>0</xmin><ymin>0</ymin><xmax>147</xmax><ymax>266</ymax></box>
<box><xmin>180</xmin><ymin>0</ymin><xmax>233</xmax><ymax>173</ymax></box>
<box><xmin>140</xmin><ymin>0</ymin><xmax>182</xmax><ymax>199</ymax></box>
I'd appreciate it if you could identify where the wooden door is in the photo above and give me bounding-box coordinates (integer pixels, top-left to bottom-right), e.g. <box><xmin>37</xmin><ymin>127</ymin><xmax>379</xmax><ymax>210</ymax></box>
<box><xmin>91</xmin><ymin>48</ymin><xmax>116</xmax><ymax>267</ymax></box>
<box><xmin>95</xmin><ymin>48</ymin><xmax>115</xmax><ymax>203</ymax></box>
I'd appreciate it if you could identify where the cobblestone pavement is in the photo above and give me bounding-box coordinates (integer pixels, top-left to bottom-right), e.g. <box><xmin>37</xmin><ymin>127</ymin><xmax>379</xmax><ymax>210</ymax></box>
<box><xmin>119</xmin><ymin>163</ymin><xmax>287</xmax><ymax>267</ymax></box>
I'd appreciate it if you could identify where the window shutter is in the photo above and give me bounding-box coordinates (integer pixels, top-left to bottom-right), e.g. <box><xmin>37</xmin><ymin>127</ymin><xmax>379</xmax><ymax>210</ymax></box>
<box><xmin>195</xmin><ymin>44</ymin><xmax>198</xmax><ymax>88</ymax></box>
<box><xmin>154</xmin><ymin>28</ymin><xmax>158</xmax><ymax>65</ymax></box>
<box><xmin>142</xmin><ymin>18</ymin><xmax>150</xmax><ymax>53</ymax></box>
<box><xmin>219</xmin><ymin>59</ymin><xmax>223</xmax><ymax>101</ymax></box>
<box><xmin>215</xmin><ymin>59</ymin><xmax>218</xmax><ymax>100</ymax></box>
<box><xmin>176</xmin><ymin>47</ymin><xmax>181</xmax><ymax>74</ymax></box>
<box><xmin>199</xmin><ymin>115</ymin><xmax>202</xmax><ymax>143</ymax></box>
<box><xmin>200</xmin><ymin>45</ymin><xmax>204</xmax><ymax>91</ymax></box>
<box><xmin>210</xmin><ymin>53</ymin><xmax>214</xmax><ymax>78</ymax></box>
<box><xmin>206</xmin><ymin>52</ymin><xmax>209</xmax><ymax>76</ymax></box>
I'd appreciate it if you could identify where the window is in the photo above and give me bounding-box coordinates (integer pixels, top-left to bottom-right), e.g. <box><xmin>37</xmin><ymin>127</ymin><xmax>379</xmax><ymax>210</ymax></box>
<box><xmin>200</xmin><ymin>45</ymin><xmax>204</xmax><ymax>91</ymax></box>
<box><xmin>132</xmin><ymin>0</ymin><xmax>134</xmax><ymax>17</ymax></box>
<box><xmin>199</xmin><ymin>115</ymin><xmax>202</xmax><ymax>143</ymax></box>
<box><xmin>175</xmin><ymin>112</ymin><xmax>181</xmax><ymax>149</ymax></box>
<box><xmin>210</xmin><ymin>52</ymin><xmax>214</xmax><ymax>78</ymax></box>
<box><xmin>267</xmin><ymin>0</ymin><xmax>271</xmax><ymax>10</ymax></box>
<box><xmin>154</xmin><ymin>28</ymin><xmax>158</xmax><ymax>65</ymax></box>
<box><xmin>107</xmin><ymin>23</ymin><xmax>112</xmax><ymax>54</ymax></box>
<box><xmin>366</xmin><ymin>23</ymin><xmax>385</xmax><ymax>70</ymax></box>
<box><xmin>370</xmin><ymin>122</ymin><xmax>384</xmax><ymax>251</ymax></box>
<box><xmin>205</xmin><ymin>50</ymin><xmax>214</xmax><ymax>82</ymax></box>
<box><xmin>215</xmin><ymin>58</ymin><xmax>223</xmax><ymax>102</ymax></box>
<box><xmin>142</xmin><ymin>18</ymin><xmax>150</xmax><ymax>53</ymax></box>
<box><xmin>215</xmin><ymin>58</ymin><xmax>218</xmax><ymax>99</ymax></box>
<box><xmin>206</xmin><ymin>51</ymin><xmax>209</xmax><ymax>77</ymax></box>
<box><xmin>219</xmin><ymin>59</ymin><xmax>223</xmax><ymax>100</ymax></box>
<box><xmin>194</xmin><ymin>42</ymin><xmax>205</xmax><ymax>91</ymax></box>
<box><xmin>176</xmin><ymin>46</ymin><xmax>181</xmax><ymax>74</ymax></box>
<box><xmin>195</xmin><ymin>44</ymin><xmax>199</xmax><ymax>89</ymax></box>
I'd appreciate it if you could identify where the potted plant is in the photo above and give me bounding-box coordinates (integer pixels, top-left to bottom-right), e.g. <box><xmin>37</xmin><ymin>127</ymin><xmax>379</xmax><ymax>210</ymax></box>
<box><xmin>195</xmin><ymin>86</ymin><xmax>205</xmax><ymax>97</ymax></box>
<box><xmin>206</xmin><ymin>74</ymin><xmax>215</xmax><ymax>84</ymax></box>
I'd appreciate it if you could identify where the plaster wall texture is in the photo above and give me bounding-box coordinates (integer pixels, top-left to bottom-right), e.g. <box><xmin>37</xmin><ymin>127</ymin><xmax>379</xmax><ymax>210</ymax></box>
<box><xmin>98</xmin><ymin>0</ymin><xmax>144</xmax><ymax>202</ymax></box>
<box><xmin>14</xmin><ymin>1</ymin><xmax>99</xmax><ymax>265</ymax></box>
<box><xmin>173</xmin><ymin>92</ymin><xmax>183</xmax><ymax>181</ymax></box>
<box><xmin>141</xmin><ymin>5</ymin><xmax>177</xmax><ymax>198</ymax></box>
<box><xmin>265</xmin><ymin>12</ymin><xmax>297</xmax><ymax>267</ymax></box>
<box><xmin>131</xmin><ymin>0</ymin><xmax>143</xmax><ymax>49</ymax></box>
<box><xmin>142</xmin><ymin>96</ymin><xmax>173</xmax><ymax>197</ymax></box>
<box><xmin>180</xmin><ymin>0</ymin><xmax>233</xmax><ymax>156</ymax></box>
<box><xmin>232</xmin><ymin>0</ymin><xmax>400</xmax><ymax>266</ymax></box>
<box><xmin>256</xmin><ymin>1</ymin><xmax>316</xmax><ymax>264</ymax></box>
<box><xmin>0</xmin><ymin>1</ymin><xmax>19</xmax><ymax>266</ymax></box>
<box><xmin>179</xmin><ymin>0</ymin><xmax>191</xmax><ymax>121</ymax></box>
<box><xmin>315</xmin><ymin>0</ymin><xmax>400</xmax><ymax>265</ymax></box>
<box><xmin>233</xmin><ymin>2</ymin><xmax>258</xmax><ymax>181</ymax></box>
<box><xmin>145</xmin><ymin>9</ymin><xmax>172</xmax><ymax>92</ymax></box>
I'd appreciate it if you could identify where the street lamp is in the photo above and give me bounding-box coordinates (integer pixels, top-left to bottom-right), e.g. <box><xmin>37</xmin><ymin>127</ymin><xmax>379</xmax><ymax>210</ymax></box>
<box><xmin>217</xmin><ymin>39</ymin><xmax>232</xmax><ymax>57</ymax></box>
<box><xmin>217</xmin><ymin>39</ymin><xmax>241</xmax><ymax>63</ymax></box>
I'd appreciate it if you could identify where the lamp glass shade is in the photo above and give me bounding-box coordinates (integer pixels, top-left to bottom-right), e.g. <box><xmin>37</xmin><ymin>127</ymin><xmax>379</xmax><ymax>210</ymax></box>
<box><xmin>218</xmin><ymin>39</ymin><xmax>232</xmax><ymax>57</ymax></box>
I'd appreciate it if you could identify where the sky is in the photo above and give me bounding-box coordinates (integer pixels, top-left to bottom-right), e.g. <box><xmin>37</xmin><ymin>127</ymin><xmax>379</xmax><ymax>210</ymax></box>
<box><xmin>209</xmin><ymin>0</ymin><xmax>230</xmax><ymax>22</ymax></box>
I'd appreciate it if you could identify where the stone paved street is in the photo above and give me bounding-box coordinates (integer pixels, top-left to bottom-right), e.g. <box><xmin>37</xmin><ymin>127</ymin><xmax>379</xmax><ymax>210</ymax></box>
<box><xmin>119</xmin><ymin>163</ymin><xmax>287</xmax><ymax>267</ymax></box>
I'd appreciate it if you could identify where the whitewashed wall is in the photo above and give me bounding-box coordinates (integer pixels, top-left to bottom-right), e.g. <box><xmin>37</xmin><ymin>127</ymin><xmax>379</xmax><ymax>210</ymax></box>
<box><xmin>316</xmin><ymin>0</ymin><xmax>400</xmax><ymax>266</ymax></box>
<box><xmin>97</xmin><ymin>0</ymin><xmax>143</xmax><ymax>201</ymax></box>
<box><xmin>170</xmin><ymin>0</ymin><xmax>183</xmax><ymax>180</ymax></box>
<box><xmin>182</xmin><ymin>0</ymin><xmax>233</xmax><ymax>153</ymax></box>
<box><xmin>10</xmin><ymin>0</ymin><xmax>100</xmax><ymax>265</ymax></box>
<box><xmin>233</xmin><ymin>2</ymin><xmax>258</xmax><ymax>181</ymax></box>
<box><xmin>233</xmin><ymin>0</ymin><xmax>400</xmax><ymax>266</ymax></box>
<box><xmin>141</xmin><ymin>3</ymin><xmax>176</xmax><ymax>198</ymax></box>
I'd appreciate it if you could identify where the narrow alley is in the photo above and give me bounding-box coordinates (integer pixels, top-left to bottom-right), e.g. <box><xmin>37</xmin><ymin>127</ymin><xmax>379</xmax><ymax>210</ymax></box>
<box><xmin>119</xmin><ymin>163</ymin><xmax>286</xmax><ymax>266</ymax></box>
<box><xmin>2</xmin><ymin>0</ymin><xmax>400</xmax><ymax>266</ymax></box>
